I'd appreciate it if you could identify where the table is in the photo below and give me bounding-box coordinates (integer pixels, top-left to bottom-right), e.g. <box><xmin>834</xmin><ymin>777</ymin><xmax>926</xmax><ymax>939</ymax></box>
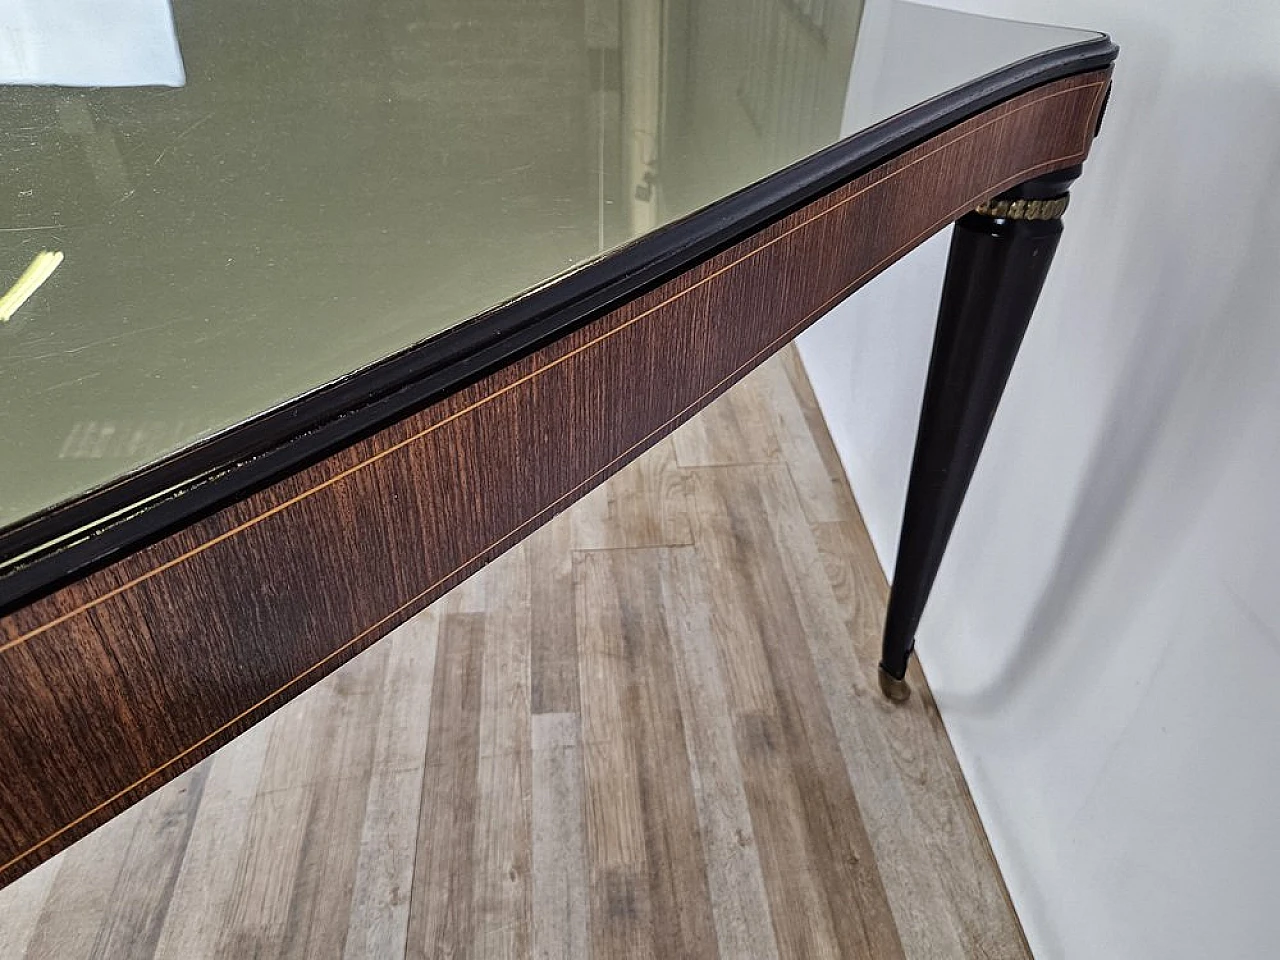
<box><xmin>0</xmin><ymin>0</ymin><xmax>1115</xmax><ymax>885</ymax></box>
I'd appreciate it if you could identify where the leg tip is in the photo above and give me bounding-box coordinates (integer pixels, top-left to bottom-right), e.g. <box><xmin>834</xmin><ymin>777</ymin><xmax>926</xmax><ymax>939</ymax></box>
<box><xmin>878</xmin><ymin>665</ymin><xmax>911</xmax><ymax>703</ymax></box>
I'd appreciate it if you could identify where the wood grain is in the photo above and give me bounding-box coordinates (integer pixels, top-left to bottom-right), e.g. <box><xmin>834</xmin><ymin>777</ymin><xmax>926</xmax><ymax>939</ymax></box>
<box><xmin>341</xmin><ymin>612</ymin><xmax>439</xmax><ymax>960</ymax></box>
<box><xmin>531</xmin><ymin>712</ymin><xmax>589</xmax><ymax>960</ymax></box>
<box><xmin>88</xmin><ymin>765</ymin><xmax>206</xmax><ymax>959</ymax></box>
<box><xmin>530</xmin><ymin>514</ymin><xmax>580</xmax><ymax>716</ymax></box>
<box><xmin>576</xmin><ymin>549</ymin><xmax>719</xmax><ymax>959</ymax></box>
<box><xmin>0</xmin><ymin>69</ymin><xmax>1110</xmax><ymax>884</ymax></box>
<box><xmin>150</xmin><ymin>721</ymin><xmax>273</xmax><ymax>958</ymax></box>
<box><xmin>22</xmin><ymin>803</ymin><xmax>145</xmax><ymax>958</ymax></box>
<box><xmin>211</xmin><ymin>649</ymin><xmax>384</xmax><ymax>957</ymax></box>
<box><xmin>691</xmin><ymin>466</ymin><xmax>905</xmax><ymax>960</ymax></box>
<box><xmin>0</xmin><ymin>347</ymin><xmax>1031</xmax><ymax>957</ymax></box>
<box><xmin>406</xmin><ymin>613</ymin><xmax>485</xmax><ymax>960</ymax></box>
<box><xmin>472</xmin><ymin>546</ymin><xmax>534</xmax><ymax>960</ymax></box>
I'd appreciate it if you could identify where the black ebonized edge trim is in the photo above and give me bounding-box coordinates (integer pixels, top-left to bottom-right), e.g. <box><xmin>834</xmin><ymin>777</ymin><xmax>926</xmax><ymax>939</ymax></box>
<box><xmin>0</xmin><ymin>35</ymin><xmax>1117</xmax><ymax>616</ymax></box>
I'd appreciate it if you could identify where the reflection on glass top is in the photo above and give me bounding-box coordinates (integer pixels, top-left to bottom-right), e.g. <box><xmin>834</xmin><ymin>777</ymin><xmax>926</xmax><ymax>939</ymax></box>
<box><xmin>0</xmin><ymin>0</ymin><xmax>1099</xmax><ymax>528</ymax></box>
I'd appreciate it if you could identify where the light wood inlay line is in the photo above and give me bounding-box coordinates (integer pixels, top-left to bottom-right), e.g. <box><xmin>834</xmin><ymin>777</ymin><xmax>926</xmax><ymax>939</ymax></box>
<box><xmin>1</xmin><ymin>80</ymin><xmax>1104</xmax><ymax>654</ymax></box>
<box><xmin>0</xmin><ymin>69</ymin><xmax>1110</xmax><ymax>886</ymax></box>
<box><xmin>0</xmin><ymin>348</ymin><xmax>1032</xmax><ymax>958</ymax></box>
<box><xmin>0</xmin><ymin>139</ymin><xmax>1101</xmax><ymax>879</ymax></box>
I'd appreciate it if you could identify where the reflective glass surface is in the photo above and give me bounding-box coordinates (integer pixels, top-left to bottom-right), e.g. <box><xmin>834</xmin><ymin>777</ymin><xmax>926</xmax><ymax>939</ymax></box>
<box><xmin>0</xmin><ymin>0</ymin><xmax>1098</xmax><ymax>527</ymax></box>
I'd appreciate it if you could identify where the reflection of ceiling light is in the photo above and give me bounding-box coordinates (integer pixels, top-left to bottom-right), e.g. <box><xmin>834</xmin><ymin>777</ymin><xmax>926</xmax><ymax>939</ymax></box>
<box><xmin>0</xmin><ymin>251</ymin><xmax>64</xmax><ymax>323</ymax></box>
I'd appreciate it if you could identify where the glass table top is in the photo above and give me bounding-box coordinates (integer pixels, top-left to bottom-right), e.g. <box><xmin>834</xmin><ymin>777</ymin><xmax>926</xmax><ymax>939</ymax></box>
<box><xmin>0</xmin><ymin>0</ymin><xmax>1101</xmax><ymax>531</ymax></box>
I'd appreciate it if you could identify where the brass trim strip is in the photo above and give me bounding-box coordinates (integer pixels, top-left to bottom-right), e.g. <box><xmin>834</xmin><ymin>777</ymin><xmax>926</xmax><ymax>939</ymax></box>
<box><xmin>974</xmin><ymin>194</ymin><xmax>1070</xmax><ymax>220</ymax></box>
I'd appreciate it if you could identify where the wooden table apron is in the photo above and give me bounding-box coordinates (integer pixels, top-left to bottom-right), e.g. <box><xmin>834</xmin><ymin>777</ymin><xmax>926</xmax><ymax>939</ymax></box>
<box><xmin>0</xmin><ymin>69</ymin><xmax>1110</xmax><ymax>885</ymax></box>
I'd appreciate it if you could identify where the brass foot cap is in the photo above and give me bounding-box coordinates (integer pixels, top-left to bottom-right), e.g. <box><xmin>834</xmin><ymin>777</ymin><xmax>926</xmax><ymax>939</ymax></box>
<box><xmin>877</xmin><ymin>666</ymin><xmax>911</xmax><ymax>703</ymax></box>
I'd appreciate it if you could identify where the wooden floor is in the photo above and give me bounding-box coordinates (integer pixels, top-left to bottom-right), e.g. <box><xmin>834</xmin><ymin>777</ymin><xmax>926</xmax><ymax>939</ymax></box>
<box><xmin>0</xmin><ymin>348</ymin><xmax>1029</xmax><ymax>960</ymax></box>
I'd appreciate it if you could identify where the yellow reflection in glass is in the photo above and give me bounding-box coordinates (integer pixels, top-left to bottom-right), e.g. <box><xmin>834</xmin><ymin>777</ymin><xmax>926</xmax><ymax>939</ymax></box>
<box><xmin>0</xmin><ymin>251</ymin><xmax>64</xmax><ymax>323</ymax></box>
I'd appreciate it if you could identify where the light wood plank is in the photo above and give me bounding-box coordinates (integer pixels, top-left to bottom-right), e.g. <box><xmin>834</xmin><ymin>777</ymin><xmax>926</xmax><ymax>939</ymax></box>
<box><xmin>756</xmin><ymin>349</ymin><xmax>857</xmax><ymax>525</ymax></box>
<box><xmin>660</xmin><ymin>547</ymin><xmax>780</xmax><ymax>960</ymax></box>
<box><xmin>153</xmin><ymin>720</ymin><xmax>274</xmax><ymax>959</ymax></box>
<box><xmin>575</xmin><ymin>551</ymin><xmax>653</xmax><ymax>960</ymax></box>
<box><xmin>588</xmin><ymin>548</ymin><xmax>719</xmax><ymax>959</ymax></box>
<box><xmin>211</xmin><ymin>647</ymin><xmax>383</xmax><ymax>958</ymax></box>
<box><xmin>275</xmin><ymin>650</ymin><xmax>387</xmax><ymax>959</ymax></box>
<box><xmin>672</xmin><ymin>363</ymin><xmax>783</xmax><ymax>468</ymax></box>
<box><xmin>89</xmin><ymin>765</ymin><xmax>208</xmax><ymax>958</ymax></box>
<box><xmin>688</xmin><ymin>464</ymin><xmax>905</xmax><ymax>960</ymax></box>
<box><xmin>571</xmin><ymin>437</ymin><xmax>693</xmax><ymax>549</ymax></box>
<box><xmin>0</xmin><ymin>858</ymin><xmax>58</xmax><ymax>959</ymax></box>
<box><xmin>22</xmin><ymin>801</ymin><xmax>145</xmax><ymax>959</ymax></box>
<box><xmin>472</xmin><ymin>547</ymin><xmax>534</xmax><ymax>959</ymax></box>
<box><xmin>531</xmin><ymin>713</ymin><xmax>589</xmax><ymax>960</ymax></box>
<box><xmin>530</xmin><ymin>512</ymin><xmax>579</xmax><ymax>715</ymax></box>
<box><xmin>405</xmin><ymin>613</ymin><xmax>485</xmax><ymax>960</ymax></box>
<box><xmin>343</xmin><ymin>609</ymin><xmax>441</xmax><ymax>960</ymax></box>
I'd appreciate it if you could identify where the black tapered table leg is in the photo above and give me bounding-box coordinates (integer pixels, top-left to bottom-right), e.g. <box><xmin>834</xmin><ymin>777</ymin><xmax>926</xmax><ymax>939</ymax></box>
<box><xmin>878</xmin><ymin>165</ymin><xmax>1082</xmax><ymax>702</ymax></box>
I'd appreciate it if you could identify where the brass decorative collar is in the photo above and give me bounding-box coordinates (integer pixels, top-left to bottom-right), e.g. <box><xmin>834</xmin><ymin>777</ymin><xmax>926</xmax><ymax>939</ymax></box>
<box><xmin>973</xmin><ymin>194</ymin><xmax>1070</xmax><ymax>220</ymax></box>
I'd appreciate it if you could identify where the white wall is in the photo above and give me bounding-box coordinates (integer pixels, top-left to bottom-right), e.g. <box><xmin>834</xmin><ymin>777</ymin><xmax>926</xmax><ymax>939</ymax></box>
<box><xmin>798</xmin><ymin>2</ymin><xmax>1280</xmax><ymax>957</ymax></box>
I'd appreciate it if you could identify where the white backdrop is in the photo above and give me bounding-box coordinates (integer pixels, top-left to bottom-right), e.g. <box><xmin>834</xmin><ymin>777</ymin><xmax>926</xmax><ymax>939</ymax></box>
<box><xmin>0</xmin><ymin>1</ymin><xmax>184</xmax><ymax>86</ymax></box>
<box><xmin>798</xmin><ymin>1</ymin><xmax>1280</xmax><ymax>957</ymax></box>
